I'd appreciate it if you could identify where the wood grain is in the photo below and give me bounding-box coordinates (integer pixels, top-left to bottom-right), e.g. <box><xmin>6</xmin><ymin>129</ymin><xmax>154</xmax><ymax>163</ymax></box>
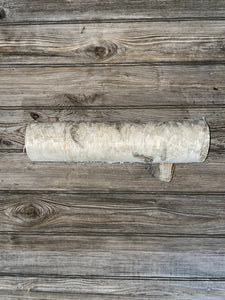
<box><xmin>0</xmin><ymin>276</ymin><xmax>225</xmax><ymax>300</ymax></box>
<box><xmin>0</xmin><ymin>153</ymin><xmax>224</xmax><ymax>192</ymax></box>
<box><xmin>1</xmin><ymin>234</ymin><xmax>225</xmax><ymax>277</ymax></box>
<box><xmin>0</xmin><ymin>21</ymin><xmax>225</xmax><ymax>64</ymax></box>
<box><xmin>0</xmin><ymin>1</ymin><xmax>225</xmax><ymax>296</ymax></box>
<box><xmin>1</xmin><ymin>192</ymin><xmax>225</xmax><ymax>235</ymax></box>
<box><xmin>0</xmin><ymin>64</ymin><xmax>225</xmax><ymax>107</ymax></box>
<box><xmin>1</xmin><ymin>0</ymin><xmax>225</xmax><ymax>23</ymax></box>
<box><xmin>0</xmin><ymin>107</ymin><xmax>224</xmax><ymax>153</ymax></box>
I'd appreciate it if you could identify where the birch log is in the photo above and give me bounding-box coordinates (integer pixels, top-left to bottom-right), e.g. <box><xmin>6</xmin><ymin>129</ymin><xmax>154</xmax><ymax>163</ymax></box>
<box><xmin>25</xmin><ymin>120</ymin><xmax>210</xmax><ymax>182</ymax></box>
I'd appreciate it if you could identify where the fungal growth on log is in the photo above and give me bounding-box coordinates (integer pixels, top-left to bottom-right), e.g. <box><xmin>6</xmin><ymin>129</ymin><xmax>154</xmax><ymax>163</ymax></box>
<box><xmin>25</xmin><ymin>120</ymin><xmax>210</xmax><ymax>182</ymax></box>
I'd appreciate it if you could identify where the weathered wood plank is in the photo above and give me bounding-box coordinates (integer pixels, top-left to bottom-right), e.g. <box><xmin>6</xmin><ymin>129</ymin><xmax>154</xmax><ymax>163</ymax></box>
<box><xmin>1</xmin><ymin>235</ymin><xmax>225</xmax><ymax>277</ymax></box>
<box><xmin>0</xmin><ymin>0</ymin><xmax>225</xmax><ymax>22</ymax></box>
<box><xmin>0</xmin><ymin>65</ymin><xmax>225</xmax><ymax>107</ymax></box>
<box><xmin>1</xmin><ymin>192</ymin><xmax>225</xmax><ymax>235</ymax></box>
<box><xmin>0</xmin><ymin>153</ymin><xmax>224</xmax><ymax>192</ymax></box>
<box><xmin>0</xmin><ymin>107</ymin><xmax>224</xmax><ymax>153</ymax></box>
<box><xmin>0</xmin><ymin>276</ymin><xmax>225</xmax><ymax>300</ymax></box>
<box><xmin>1</xmin><ymin>21</ymin><xmax>225</xmax><ymax>64</ymax></box>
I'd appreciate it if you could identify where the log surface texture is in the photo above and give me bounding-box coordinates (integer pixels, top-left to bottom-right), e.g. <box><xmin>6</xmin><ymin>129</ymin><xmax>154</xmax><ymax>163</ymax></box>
<box><xmin>0</xmin><ymin>0</ymin><xmax>225</xmax><ymax>299</ymax></box>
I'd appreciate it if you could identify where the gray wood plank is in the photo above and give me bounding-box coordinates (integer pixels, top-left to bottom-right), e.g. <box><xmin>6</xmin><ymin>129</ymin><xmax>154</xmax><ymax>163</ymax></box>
<box><xmin>1</xmin><ymin>21</ymin><xmax>225</xmax><ymax>64</ymax></box>
<box><xmin>0</xmin><ymin>276</ymin><xmax>225</xmax><ymax>300</ymax></box>
<box><xmin>0</xmin><ymin>65</ymin><xmax>225</xmax><ymax>107</ymax></box>
<box><xmin>1</xmin><ymin>235</ymin><xmax>225</xmax><ymax>277</ymax></box>
<box><xmin>1</xmin><ymin>192</ymin><xmax>225</xmax><ymax>235</ymax></box>
<box><xmin>0</xmin><ymin>153</ymin><xmax>224</xmax><ymax>192</ymax></box>
<box><xmin>0</xmin><ymin>0</ymin><xmax>225</xmax><ymax>23</ymax></box>
<box><xmin>0</xmin><ymin>107</ymin><xmax>224</xmax><ymax>153</ymax></box>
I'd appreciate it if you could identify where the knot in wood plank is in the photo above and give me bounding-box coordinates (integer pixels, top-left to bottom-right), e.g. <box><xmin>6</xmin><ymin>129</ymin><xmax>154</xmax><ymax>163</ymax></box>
<box><xmin>0</xmin><ymin>8</ymin><xmax>6</xmax><ymax>19</ymax></box>
<box><xmin>5</xmin><ymin>201</ymin><xmax>55</xmax><ymax>227</ymax></box>
<box><xmin>0</xmin><ymin>138</ymin><xmax>13</xmax><ymax>147</ymax></box>
<box><xmin>94</xmin><ymin>46</ymin><xmax>107</xmax><ymax>59</ymax></box>
<box><xmin>30</xmin><ymin>112</ymin><xmax>39</xmax><ymax>120</ymax></box>
<box><xmin>85</xmin><ymin>40</ymin><xmax>118</xmax><ymax>61</ymax></box>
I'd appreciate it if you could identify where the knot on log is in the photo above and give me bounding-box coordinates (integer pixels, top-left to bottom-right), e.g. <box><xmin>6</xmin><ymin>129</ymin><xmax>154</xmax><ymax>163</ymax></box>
<box><xmin>6</xmin><ymin>201</ymin><xmax>55</xmax><ymax>227</ymax></box>
<box><xmin>85</xmin><ymin>40</ymin><xmax>118</xmax><ymax>61</ymax></box>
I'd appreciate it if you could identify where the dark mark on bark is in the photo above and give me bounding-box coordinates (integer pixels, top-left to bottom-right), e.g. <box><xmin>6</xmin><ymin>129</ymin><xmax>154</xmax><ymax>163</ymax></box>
<box><xmin>133</xmin><ymin>153</ymin><xmax>153</xmax><ymax>163</ymax></box>
<box><xmin>161</xmin><ymin>148</ymin><xmax>167</xmax><ymax>161</ymax></box>
<box><xmin>115</xmin><ymin>122</ymin><xmax>124</xmax><ymax>131</ymax></box>
<box><xmin>213</xmin><ymin>87</ymin><xmax>218</xmax><ymax>91</ymax></box>
<box><xmin>70</xmin><ymin>124</ymin><xmax>84</xmax><ymax>148</ymax></box>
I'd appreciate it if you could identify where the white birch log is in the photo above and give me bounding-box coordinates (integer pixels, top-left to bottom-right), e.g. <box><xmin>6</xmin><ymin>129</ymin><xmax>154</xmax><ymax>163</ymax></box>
<box><xmin>25</xmin><ymin>120</ymin><xmax>210</xmax><ymax>181</ymax></box>
<box><xmin>25</xmin><ymin>120</ymin><xmax>210</xmax><ymax>163</ymax></box>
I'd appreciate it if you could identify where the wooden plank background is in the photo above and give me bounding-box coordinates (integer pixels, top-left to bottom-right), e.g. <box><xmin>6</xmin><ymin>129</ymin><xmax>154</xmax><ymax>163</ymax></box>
<box><xmin>0</xmin><ymin>0</ymin><xmax>225</xmax><ymax>298</ymax></box>
<box><xmin>0</xmin><ymin>21</ymin><xmax>225</xmax><ymax>64</ymax></box>
<box><xmin>1</xmin><ymin>0</ymin><xmax>225</xmax><ymax>22</ymax></box>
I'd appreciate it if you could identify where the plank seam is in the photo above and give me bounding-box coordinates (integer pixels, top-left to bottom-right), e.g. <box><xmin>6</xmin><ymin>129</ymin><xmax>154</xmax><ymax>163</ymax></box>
<box><xmin>1</xmin><ymin>61</ymin><xmax>225</xmax><ymax>68</ymax></box>
<box><xmin>2</xmin><ymin>232</ymin><xmax>225</xmax><ymax>238</ymax></box>
<box><xmin>0</xmin><ymin>273</ymin><xmax>225</xmax><ymax>281</ymax></box>
<box><xmin>1</xmin><ymin>17</ymin><xmax>225</xmax><ymax>26</ymax></box>
<box><xmin>0</xmin><ymin>190</ymin><xmax>224</xmax><ymax>195</ymax></box>
<box><xmin>1</xmin><ymin>104</ymin><xmax>225</xmax><ymax>110</ymax></box>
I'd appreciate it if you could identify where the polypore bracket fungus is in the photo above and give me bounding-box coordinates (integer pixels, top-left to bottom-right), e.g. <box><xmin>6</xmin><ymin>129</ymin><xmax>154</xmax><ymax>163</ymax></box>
<box><xmin>25</xmin><ymin>120</ymin><xmax>210</xmax><ymax>182</ymax></box>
